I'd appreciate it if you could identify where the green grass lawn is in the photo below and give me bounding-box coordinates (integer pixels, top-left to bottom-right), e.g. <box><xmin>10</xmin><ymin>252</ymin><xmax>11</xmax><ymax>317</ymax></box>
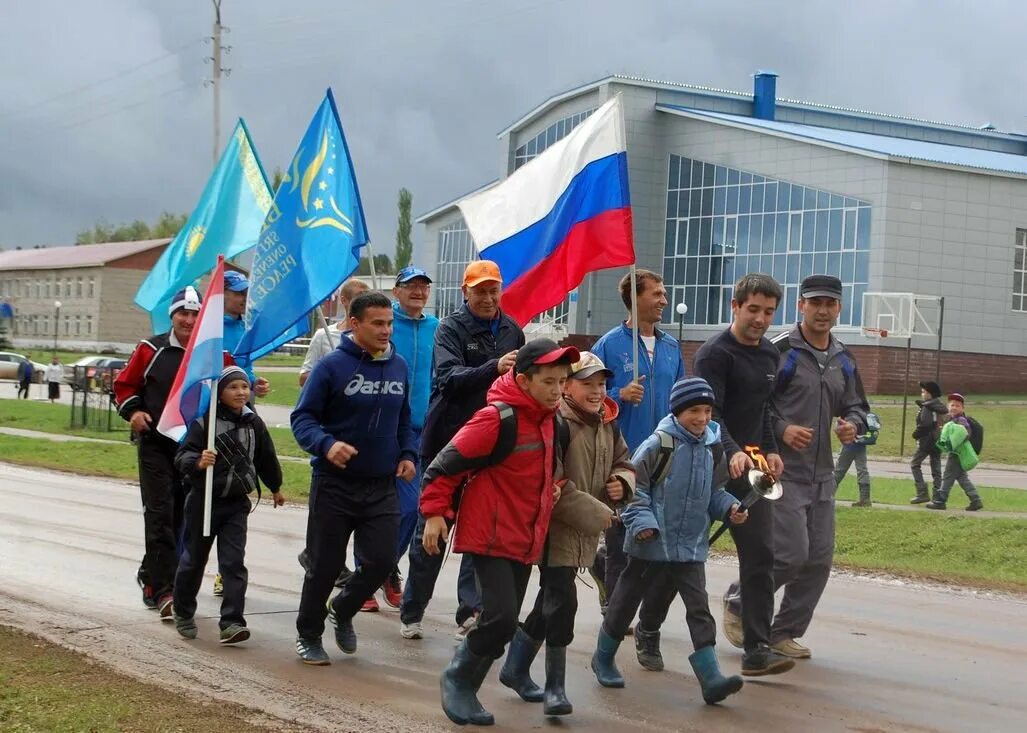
<box><xmin>254</xmin><ymin>370</ymin><xmax>301</xmax><ymax>407</ymax></box>
<box><xmin>836</xmin><ymin>475</ymin><xmax>1027</xmax><ymax>512</ymax></box>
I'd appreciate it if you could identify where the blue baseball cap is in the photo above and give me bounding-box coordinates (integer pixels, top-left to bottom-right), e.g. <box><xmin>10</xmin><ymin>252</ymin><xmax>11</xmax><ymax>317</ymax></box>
<box><xmin>395</xmin><ymin>266</ymin><xmax>432</xmax><ymax>286</ymax></box>
<box><xmin>224</xmin><ymin>270</ymin><xmax>249</xmax><ymax>292</ymax></box>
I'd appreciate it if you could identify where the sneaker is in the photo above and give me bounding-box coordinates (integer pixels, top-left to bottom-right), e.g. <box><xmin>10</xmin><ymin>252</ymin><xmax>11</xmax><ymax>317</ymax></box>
<box><xmin>634</xmin><ymin>627</ymin><xmax>664</xmax><ymax>671</ymax></box>
<box><xmin>360</xmin><ymin>596</ymin><xmax>380</xmax><ymax>613</ymax></box>
<box><xmin>157</xmin><ymin>594</ymin><xmax>174</xmax><ymax>622</ymax></box>
<box><xmin>741</xmin><ymin>644</ymin><xmax>796</xmax><ymax>676</ymax></box>
<box><xmin>296</xmin><ymin>636</ymin><xmax>330</xmax><ymax>665</ymax></box>
<box><xmin>327</xmin><ymin>598</ymin><xmax>357</xmax><ymax>654</ymax></box>
<box><xmin>220</xmin><ymin>624</ymin><xmax>250</xmax><ymax>645</ymax></box>
<box><xmin>721</xmin><ymin>601</ymin><xmax>744</xmax><ymax>649</ymax></box>
<box><xmin>382</xmin><ymin>570</ymin><xmax>403</xmax><ymax>609</ymax></box>
<box><xmin>454</xmin><ymin>614</ymin><xmax>478</xmax><ymax>641</ymax></box>
<box><xmin>910</xmin><ymin>495</ymin><xmax>931</xmax><ymax>504</ymax></box>
<box><xmin>400</xmin><ymin>621</ymin><xmax>423</xmax><ymax>640</ymax></box>
<box><xmin>136</xmin><ymin>570</ymin><xmax>156</xmax><ymax>610</ymax></box>
<box><xmin>925</xmin><ymin>501</ymin><xmax>947</xmax><ymax>510</ymax></box>
<box><xmin>174</xmin><ymin>613</ymin><xmax>197</xmax><ymax>640</ymax></box>
<box><xmin>965</xmin><ymin>499</ymin><xmax>984</xmax><ymax>512</ymax></box>
<box><xmin>213</xmin><ymin>573</ymin><xmax>224</xmax><ymax>597</ymax></box>
<box><xmin>333</xmin><ymin>563</ymin><xmax>354</xmax><ymax>588</ymax></box>
<box><xmin>771</xmin><ymin>638</ymin><xmax>812</xmax><ymax>659</ymax></box>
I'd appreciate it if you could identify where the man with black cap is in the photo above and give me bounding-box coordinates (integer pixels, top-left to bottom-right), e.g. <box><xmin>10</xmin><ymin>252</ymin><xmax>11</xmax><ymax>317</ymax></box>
<box><xmin>910</xmin><ymin>380</ymin><xmax>947</xmax><ymax>504</ymax></box>
<box><xmin>763</xmin><ymin>275</ymin><xmax>868</xmax><ymax>660</ymax></box>
<box><xmin>115</xmin><ymin>286</ymin><xmax>207</xmax><ymax>618</ymax></box>
<box><xmin>399</xmin><ymin>260</ymin><xmax>525</xmax><ymax>641</ymax></box>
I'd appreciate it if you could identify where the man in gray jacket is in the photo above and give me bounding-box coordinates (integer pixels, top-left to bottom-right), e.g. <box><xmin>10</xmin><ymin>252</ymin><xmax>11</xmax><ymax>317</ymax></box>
<box><xmin>767</xmin><ymin>275</ymin><xmax>868</xmax><ymax>660</ymax></box>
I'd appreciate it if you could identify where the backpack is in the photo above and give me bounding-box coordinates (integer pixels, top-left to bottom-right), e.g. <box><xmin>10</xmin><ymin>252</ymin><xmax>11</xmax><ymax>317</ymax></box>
<box><xmin>776</xmin><ymin>346</ymin><xmax>858</xmax><ymax>393</ymax></box>
<box><xmin>964</xmin><ymin>415</ymin><xmax>984</xmax><ymax>455</ymax></box>
<box><xmin>650</xmin><ymin>430</ymin><xmax>725</xmax><ymax>487</ymax></box>
<box><xmin>856</xmin><ymin>411</ymin><xmax>881</xmax><ymax>446</ymax></box>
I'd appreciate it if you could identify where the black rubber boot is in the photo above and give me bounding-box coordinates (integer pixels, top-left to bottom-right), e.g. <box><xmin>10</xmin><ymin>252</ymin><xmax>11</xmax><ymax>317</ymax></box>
<box><xmin>634</xmin><ymin>626</ymin><xmax>664</xmax><ymax>671</ymax></box>
<box><xmin>543</xmin><ymin>645</ymin><xmax>572</xmax><ymax>716</ymax></box>
<box><xmin>441</xmin><ymin>639</ymin><xmax>495</xmax><ymax>726</ymax></box>
<box><xmin>689</xmin><ymin>646</ymin><xmax>743</xmax><ymax>704</ymax></box>
<box><xmin>499</xmin><ymin>627</ymin><xmax>543</xmax><ymax>702</ymax></box>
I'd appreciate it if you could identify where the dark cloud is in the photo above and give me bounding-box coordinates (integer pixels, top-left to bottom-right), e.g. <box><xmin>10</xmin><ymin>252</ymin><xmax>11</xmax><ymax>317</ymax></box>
<box><xmin>2</xmin><ymin>0</ymin><xmax>1024</xmax><ymax>254</ymax></box>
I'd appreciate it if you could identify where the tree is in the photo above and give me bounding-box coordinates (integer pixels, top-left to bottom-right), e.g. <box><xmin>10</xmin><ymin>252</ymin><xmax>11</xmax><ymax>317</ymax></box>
<box><xmin>357</xmin><ymin>253</ymin><xmax>393</xmax><ymax>277</ymax></box>
<box><xmin>394</xmin><ymin>187</ymin><xmax>413</xmax><ymax>271</ymax></box>
<box><xmin>75</xmin><ymin>212</ymin><xmax>187</xmax><ymax>244</ymax></box>
<box><xmin>270</xmin><ymin>166</ymin><xmax>285</xmax><ymax>193</ymax></box>
<box><xmin>152</xmin><ymin>211</ymin><xmax>188</xmax><ymax>238</ymax></box>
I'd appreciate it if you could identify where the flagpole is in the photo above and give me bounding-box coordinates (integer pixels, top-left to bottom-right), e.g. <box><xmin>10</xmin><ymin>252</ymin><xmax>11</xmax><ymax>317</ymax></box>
<box><xmin>203</xmin><ymin>376</ymin><xmax>217</xmax><ymax>537</ymax></box>
<box><xmin>316</xmin><ymin>306</ymin><xmax>335</xmax><ymax>348</ymax></box>
<box><xmin>364</xmin><ymin>241</ymin><xmax>379</xmax><ymax>291</ymax></box>
<box><xmin>629</xmin><ymin>264</ymin><xmax>639</xmax><ymax>380</ymax></box>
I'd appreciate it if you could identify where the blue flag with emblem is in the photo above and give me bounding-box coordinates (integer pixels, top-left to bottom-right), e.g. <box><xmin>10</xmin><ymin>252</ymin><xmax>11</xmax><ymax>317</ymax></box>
<box><xmin>234</xmin><ymin>89</ymin><xmax>369</xmax><ymax>361</ymax></box>
<box><xmin>134</xmin><ymin>119</ymin><xmax>273</xmax><ymax>334</ymax></box>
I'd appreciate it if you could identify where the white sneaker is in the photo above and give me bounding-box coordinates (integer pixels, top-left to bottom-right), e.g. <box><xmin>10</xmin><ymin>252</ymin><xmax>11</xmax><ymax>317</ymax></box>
<box><xmin>400</xmin><ymin>621</ymin><xmax>423</xmax><ymax>640</ymax></box>
<box><xmin>453</xmin><ymin>615</ymin><xmax>478</xmax><ymax>642</ymax></box>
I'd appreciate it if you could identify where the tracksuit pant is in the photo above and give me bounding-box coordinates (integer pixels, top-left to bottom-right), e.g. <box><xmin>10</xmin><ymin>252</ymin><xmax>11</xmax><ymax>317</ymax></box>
<box><xmin>296</xmin><ymin>474</ymin><xmax>398</xmax><ymax>641</ymax></box>
<box><xmin>935</xmin><ymin>455</ymin><xmax>981</xmax><ymax>504</ymax></box>
<box><xmin>723</xmin><ymin>475</ymin><xmax>776</xmax><ymax>650</ymax></box>
<box><xmin>137</xmin><ymin>433</ymin><xmax>186</xmax><ymax>599</ymax></box>
<box><xmin>834</xmin><ymin>444</ymin><xmax>871</xmax><ymax>502</ymax></box>
<box><xmin>911</xmin><ymin>444</ymin><xmax>942</xmax><ymax>497</ymax></box>
<box><xmin>604</xmin><ymin>557</ymin><xmax>716</xmax><ymax>650</ymax></box>
<box><xmin>769</xmin><ymin>478</ymin><xmax>836</xmax><ymax>643</ymax></box>
<box><xmin>521</xmin><ymin>564</ymin><xmax>578</xmax><ymax>647</ymax></box>
<box><xmin>400</xmin><ymin>511</ymin><xmax>481</xmax><ymax>626</ymax></box>
<box><xmin>173</xmin><ymin>492</ymin><xmax>249</xmax><ymax>629</ymax></box>
<box><xmin>466</xmin><ymin>554</ymin><xmax>532</xmax><ymax>659</ymax></box>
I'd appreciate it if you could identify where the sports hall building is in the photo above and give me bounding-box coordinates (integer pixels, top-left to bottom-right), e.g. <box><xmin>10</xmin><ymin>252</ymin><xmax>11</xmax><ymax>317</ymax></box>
<box><xmin>418</xmin><ymin>72</ymin><xmax>1027</xmax><ymax>391</ymax></box>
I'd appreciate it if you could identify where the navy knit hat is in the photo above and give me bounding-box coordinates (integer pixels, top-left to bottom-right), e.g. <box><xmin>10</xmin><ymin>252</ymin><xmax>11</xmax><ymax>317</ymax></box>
<box><xmin>168</xmin><ymin>286</ymin><xmax>201</xmax><ymax>316</ymax></box>
<box><xmin>670</xmin><ymin>377</ymin><xmax>716</xmax><ymax>416</ymax></box>
<box><xmin>218</xmin><ymin>365</ymin><xmax>249</xmax><ymax>398</ymax></box>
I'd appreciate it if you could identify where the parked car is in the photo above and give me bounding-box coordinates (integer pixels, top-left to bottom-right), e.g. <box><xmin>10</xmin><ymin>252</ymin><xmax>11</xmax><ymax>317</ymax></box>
<box><xmin>64</xmin><ymin>356</ymin><xmax>127</xmax><ymax>392</ymax></box>
<box><xmin>0</xmin><ymin>352</ymin><xmax>46</xmax><ymax>383</ymax></box>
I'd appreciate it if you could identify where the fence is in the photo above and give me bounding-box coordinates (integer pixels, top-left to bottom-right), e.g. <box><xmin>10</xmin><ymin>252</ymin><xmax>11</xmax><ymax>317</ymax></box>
<box><xmin>68</xmin><ymin>365</ymin><xmax>126</xmax><ymax>432</ymax></box>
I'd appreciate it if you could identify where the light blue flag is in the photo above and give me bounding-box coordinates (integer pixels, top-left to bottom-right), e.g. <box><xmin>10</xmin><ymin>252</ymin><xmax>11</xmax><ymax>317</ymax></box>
<box><xmin>134</xmin><ymin>119</ymin><xmax>273</xmax><ymax>333</ymax></box>
<box><xmin>234</xmin><ymin>89</ymin><xmax>368</xmax><ymax>361</ymax></box>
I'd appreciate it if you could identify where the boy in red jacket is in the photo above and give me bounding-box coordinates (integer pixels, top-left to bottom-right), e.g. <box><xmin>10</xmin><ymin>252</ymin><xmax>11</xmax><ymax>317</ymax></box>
<box><xmin>421</xmin><ymin>338</ymin><xmax>578</xmax><ymax>727</ymax></box>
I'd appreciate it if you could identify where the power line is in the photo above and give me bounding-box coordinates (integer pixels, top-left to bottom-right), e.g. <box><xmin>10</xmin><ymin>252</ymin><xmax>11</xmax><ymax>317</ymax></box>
<box><xmin>0</xmin><ymin>37</ymin><xmax>204</xmax><ymax>122</ymax></box>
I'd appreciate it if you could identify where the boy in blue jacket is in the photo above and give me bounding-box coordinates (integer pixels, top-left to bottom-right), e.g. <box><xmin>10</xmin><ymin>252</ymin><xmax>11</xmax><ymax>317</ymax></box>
<box><xmin>290</xmin><ymin>291</ymin><xmax>417</xmax><ymax>665</ymax></box>
<box><xmin>591</xmin><ymin>377</ymin><xmax>748</xmax><ymax>705</ymax></box>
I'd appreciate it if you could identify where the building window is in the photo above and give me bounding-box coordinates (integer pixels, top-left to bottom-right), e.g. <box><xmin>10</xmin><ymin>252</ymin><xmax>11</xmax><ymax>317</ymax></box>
<box><xmin>1013</xmin><ymin>229</ymin><xmax>1027</xmax><ymax>311</ymax></box>
<box><xmin>664</xmin><ymin>155</ymin><xmax>872</xmax><ymax>328</ymax></box>
<box><xmin>86</xmin><ymin>315</ymin><xmax>93</xmax><ymax>335</ymax></box>
<box><xmin>64</xmin><ymin>315</ymin><xmax>70</xmax><ymax>336</ymax></box>
<box><xmin>88</xmin><ymin>277</ymin><xmax>95</xmax><ymax>298</ymax></box>
<box><xmin>75</xmin><ymin>315</ymin><xmax>82</xmax><ymax>335</ymax></box>
<box><xmin>435</xmin><ymin>220</ymin><xmax>477</xmax><ymax>319</ymax></box>
<box><xmin>513</xmin><ymin>108</ymin><xmax>597</xmax><ymax>170</ymax></box>
<box><xmin>76</xmin><ymin>277</ymin><xmax>83</xmax><ymax>298</ymax></box>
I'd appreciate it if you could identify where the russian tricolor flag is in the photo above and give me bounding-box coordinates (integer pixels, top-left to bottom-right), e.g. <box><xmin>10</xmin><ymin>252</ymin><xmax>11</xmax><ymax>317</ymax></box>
<box><xmin>458</xmin><ymin>96</ymin><xmax>635</xmax><ymax>326</ymax></box>
<box><xmin>157</xmin><ymin>257</ymin><xmax>226</xmax><ymax>442</ymax></box>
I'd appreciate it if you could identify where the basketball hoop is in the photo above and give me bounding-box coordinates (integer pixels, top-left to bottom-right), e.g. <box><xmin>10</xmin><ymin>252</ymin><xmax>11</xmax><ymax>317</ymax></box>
<box><xmin>862</xmin><ymin>326</ymin><xmax>888</xmax><ymax>339</ymax></box>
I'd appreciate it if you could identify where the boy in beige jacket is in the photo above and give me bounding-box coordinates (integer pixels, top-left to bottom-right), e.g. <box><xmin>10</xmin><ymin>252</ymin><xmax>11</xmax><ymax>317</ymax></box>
<box><xmin>499</xmin><ymin>352</ymin><xmax>635</xmax><ymax>717</ymax></box>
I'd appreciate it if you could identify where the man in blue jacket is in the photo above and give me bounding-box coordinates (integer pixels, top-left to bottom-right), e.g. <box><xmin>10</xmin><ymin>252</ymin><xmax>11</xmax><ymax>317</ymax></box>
<box><xmin>291</xmin><ymin>291</ymin><xmax>417</xmax><ymax>665</ymax></box>
<box><xmin>354</xmin><ymin>266</ymin><xmax>440</xmax><ymax>611</ymax></box>
<box><xmin>222</xmin><ymin>270</ymin><xmax>270</xmax><ymax>399</ymax></box>
<box><xmin>591</xmin><ymin>269</ymin><xmax>684</xmax><ymax>608</ymax></box>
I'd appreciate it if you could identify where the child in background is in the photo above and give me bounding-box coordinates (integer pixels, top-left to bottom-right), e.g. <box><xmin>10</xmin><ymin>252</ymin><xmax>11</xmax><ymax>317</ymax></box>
<box><xmin>172</xmin><ymin>366</ymin><xmax>284</xmax><ymax>644</ymax></box>
<box><xmin>591</xmin><ymin>377</ymin><xmax>747</xmax><ymax>706</ymax></box>
<box><xmin>927</xmin><ymin>393</ymin><xmax>983</xmax><ymax>511</ymax></box>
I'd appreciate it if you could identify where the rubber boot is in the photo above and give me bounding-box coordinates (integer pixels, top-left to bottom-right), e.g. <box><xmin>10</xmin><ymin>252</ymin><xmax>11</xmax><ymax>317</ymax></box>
<box><xmin>852</xmin><ymin>485</ymin><xmax>872</xmax><ymax>507</ymax></box>
<box><xmin>499</xmin><ymin>627</ymin><xmax>544</xmax><ymax>702</ymax></box>
<box><xmin>441</xmin><ymin>639</ymin><xmax>495</xmax><ymax>726</ymax></box>
<box><xmin>590</xmin><ymin>628</ymin><xmax>625</xmax><ymax>688</ymax></box>
<box><xmin>634</xmin><ymin>626</ymin><xmax>664</xmax><ymax>671</ymax></box>
<box><xmin>688</xmin><ymin>646</ymin><xmax>743</xmax><ymax>705</ymax></box>
<box><xmin>543</xmin><ymin>645</ymin><xmax>572</xmax><ymax>716</ymax></box>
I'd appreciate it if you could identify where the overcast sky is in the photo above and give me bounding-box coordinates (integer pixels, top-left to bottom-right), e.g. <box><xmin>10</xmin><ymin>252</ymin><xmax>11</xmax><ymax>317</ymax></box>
<box><xmin>1</xmin><ymin>0</ymin><xmax>1024</xmax><ymax>261</ymax></box>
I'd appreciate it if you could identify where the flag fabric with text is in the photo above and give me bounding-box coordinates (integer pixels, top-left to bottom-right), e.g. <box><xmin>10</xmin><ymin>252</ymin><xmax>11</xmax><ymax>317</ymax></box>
<box><xmin>157</xmin><ymin>257</ymin><xmax>226</xmax><ymax>443</ymax></box>
<box><xmin>135</xmin><ymin>119</ymin><xmax>273</xmax><ymax>334</ymax></box>
<box><xmin>457</xmin><ymin>96</ymin><xmax>635</xmax><ymax>326</ymax></box>
<box><xmin>234</xmin><ymin>89</ymin><xmax>369</xmax><ymax>361</ymax></box>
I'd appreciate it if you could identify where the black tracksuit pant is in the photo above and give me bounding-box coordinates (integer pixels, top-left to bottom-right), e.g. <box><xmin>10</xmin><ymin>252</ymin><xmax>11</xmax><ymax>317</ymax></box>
<box><xmin>723</xmin><ymin>477</ymin><xmax>775</xmax><ymax>650</ymax></box>
<box><xmin>296</xmin><ymin>473</ymin><xmax>398</xmax><ymax>641</ymax></box>
<box><xmin>173</xmin><ymin>491</ymin><xmax>249</xmax><ymax>629</ymax></box>
<box><xmin>137</xmin><ymin>433</ymin><xmax>186</xmax><ymax>599</ymax></box>
<box><xmin>466</xmin><ymin>554</ymin><xmax>533</xmax><ymax>660</ymax></box>
<box><xmin>603</xmin><ymin>556</ymin><xmax>716</xmax><ymax>650</ymax></box>
<box><xmin>603</xmin><ymin>522</ymin><xmax>628</xmax><ymax>601</ymax></box>
<box><xmin>521</xmin><ymin>564</ymin><xmax>578</xmax><ymax>647</ymax></box>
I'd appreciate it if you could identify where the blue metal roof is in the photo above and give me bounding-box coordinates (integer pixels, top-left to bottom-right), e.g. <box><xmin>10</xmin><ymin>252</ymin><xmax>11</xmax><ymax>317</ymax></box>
<box><xmin>657</xmin><ymin>105</ymin><xmax>1027</xmax><ymax>177</ymax></box>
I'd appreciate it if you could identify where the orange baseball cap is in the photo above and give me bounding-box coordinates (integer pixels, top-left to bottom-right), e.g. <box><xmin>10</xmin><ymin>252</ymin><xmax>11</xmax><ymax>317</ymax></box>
<box><xmin>463</xmin><ymin>260</ymin><xmax>503</xmax><ymax>288</ymax></box>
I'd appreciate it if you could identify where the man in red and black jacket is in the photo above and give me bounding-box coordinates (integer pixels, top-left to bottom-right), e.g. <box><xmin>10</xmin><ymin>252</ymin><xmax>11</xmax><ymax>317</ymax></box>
<box><xmin>114</xmin><ymin>287</ymin><xmax>207</xmax><ymax>618</ymax></box>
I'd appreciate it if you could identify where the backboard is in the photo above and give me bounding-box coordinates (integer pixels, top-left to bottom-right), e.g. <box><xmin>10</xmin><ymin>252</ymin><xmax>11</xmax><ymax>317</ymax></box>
<box><xmin>861</xmin><ymin>292</ymin><xmax>940</xmax><ymax>340</ymax></box>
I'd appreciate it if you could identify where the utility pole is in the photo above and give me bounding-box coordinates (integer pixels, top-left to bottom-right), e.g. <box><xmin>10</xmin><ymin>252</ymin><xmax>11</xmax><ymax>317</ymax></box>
<box><xmin>207</xmin><ymin>0</ymin><xmax>230</xmax><ymax>165</ymax></box>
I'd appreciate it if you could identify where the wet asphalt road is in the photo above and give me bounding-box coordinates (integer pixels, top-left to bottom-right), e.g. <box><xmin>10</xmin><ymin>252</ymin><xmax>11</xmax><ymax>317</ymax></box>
<box><xmin>1</xmin><ymin>464</ymin><xmax>1025</xmax><ymax>732</ymax></box>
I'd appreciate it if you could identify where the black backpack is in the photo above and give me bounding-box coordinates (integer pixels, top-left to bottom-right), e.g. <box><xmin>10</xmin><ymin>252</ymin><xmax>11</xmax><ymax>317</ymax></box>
<box><xmin>965</xmin><ymin>415</ymin><xmax>984</xmax><ymax>455</ymax></box>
